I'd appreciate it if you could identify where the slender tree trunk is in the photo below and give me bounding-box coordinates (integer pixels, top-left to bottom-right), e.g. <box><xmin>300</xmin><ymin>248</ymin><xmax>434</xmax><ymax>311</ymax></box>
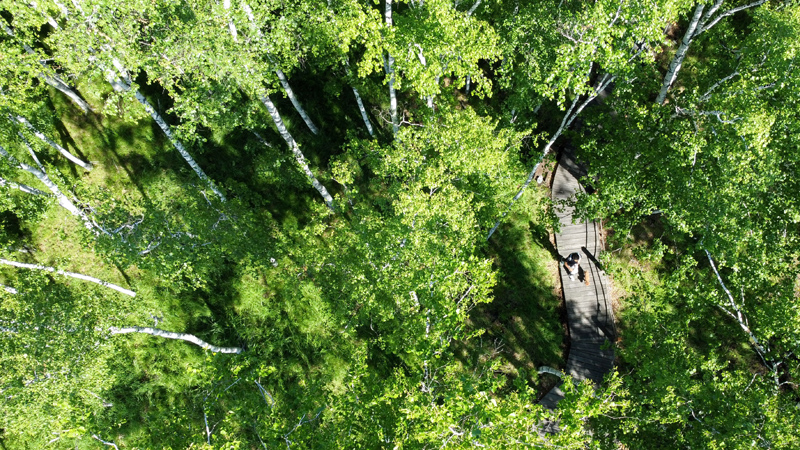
<box><xmin>656</xmin><ymin>0</ymin><xmax>766</xmax><ymax>105</ymax></box>
<box><xmin>109</xmin><ymin>326</ymin><xmax>242</xmax><ymax>353</ymax></box>
<box><xmin>106</xmin><ymin>65</ymin><xmax>226</xmax><ymax>202</ymax></box>
<box><xmin>344</xmin><ymin>60</ymin><xmax>375</xmax><ymax>136</ymax></box>
<box><xmin>240</xmin><ymin>3</ymin><xmax>319</xmax><ymax>135</ymax></box>
<box><xmin>43</xmin><ymin>75</ymin><xmax>94</xmax><ymax>114</ymax></box>
<box><xmin>0</xmin><ymin>258</ymin><xmax>135</xmax><ymax>297</ymax></box>
<box><xmin>274</xmin><ymin>69</ymin><xmax>319</xmax><ymax>134</ymax></box>
<box><xmin>91</xmin><ymin>435</ymin><xmax>119</xmax><ymax>450</ymax></box>
<box><xmin>0</xmin><ymin>176</ymin><xmax>49</xmax><ymax>197</ymax></box>
<box><xmin>352</xmin><ymin>87</ymin><xmax>375</xmax><ymax>136</ymax></box>
<box><xmin>13</xmin><ymin>115</ymin><xmax>92</xmax><ymax>170</ymax></box>
<box><xmin>699</xmin><ymin>0</ymin><xmax>766</xmax><ymax>35</ymax></box>
<box><xmin>487</xmin><ymin>74</ymin><xmax>615</xmax><ymax>240</ymax></box>
<box><xmin>1</xmin><ymin>23</ymin><xmax>93</xmax><ymax>113</ymax></box>
<box><xmin>705</xmin><ymin>250</ymin><xmax>770</xmax><ymax>366</ymax></box>
<box><xmin>259</xmin><ymin>94</ymin><xmax>335</xmax><ymax>210</ymax></box>
<box><xmin>385</xmin><ymin>0</ymin><xmax>399</xmax><ymax>135</ymax></box>
<box><xmin>411</xmin><ymin>45</ymin><xmax>436</xmax><ymax>108</ymax></box>
<box><xmin>0</xmin><ymin>143</ymin><xmax>96</xmax><ymax>230</ymax></box>
<box><xmin>1</xmin><ymin>284</ymin><xmax>18</xmax><ymax>294</ymax></box>
<box><xmin>656</xmin><ymin>4</ymin><xmax>705</xmax><ymax>105</ymax></box>
<box><xmin>467</xmin><ymin>0</ymin><xmax>482</xmax><ymax>16</ymax></box>
<box><xmin>223</xmin><ymin>0</ymin><xmax>238</xmax><ymax>42</ymax></box>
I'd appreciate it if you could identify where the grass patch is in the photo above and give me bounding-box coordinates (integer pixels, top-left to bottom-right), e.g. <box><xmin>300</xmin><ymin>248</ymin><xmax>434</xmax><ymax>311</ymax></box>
<box><xmin>458</xmin><ymin>186</ymin><xmax>565</xmax><ymax>396</ymax></box>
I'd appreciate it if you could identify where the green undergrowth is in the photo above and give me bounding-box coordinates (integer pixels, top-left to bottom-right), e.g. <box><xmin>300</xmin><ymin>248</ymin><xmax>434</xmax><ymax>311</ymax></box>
<box><xmin>602</xmin><ymin>215</ymin><xmax>762</xmax><ymax>373</ymax></box>
<box><xmin>458</xmin><ymin>184</ymin><xmax>564</xmax><ymax>396</ymax></box>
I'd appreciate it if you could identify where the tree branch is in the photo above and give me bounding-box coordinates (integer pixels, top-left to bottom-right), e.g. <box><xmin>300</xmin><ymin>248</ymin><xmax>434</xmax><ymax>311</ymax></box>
<box><xmin>487</xmin><ymin>73</ymin><xmax>615</xmax><ymax>240</ymax></box>
<box><xmin>91</xmin><ymin>434</ymin><xmax>119</xmax><ymax>450</ymax></box>
<box><xmin>699</xmin><ymin>0</ymin><xmax>768</xmax><ymax>35</ymax></box>
<box><xmin>704</xmin><ymin>250</ymin><xmax>770</xmax><ymax>367</ymax></box>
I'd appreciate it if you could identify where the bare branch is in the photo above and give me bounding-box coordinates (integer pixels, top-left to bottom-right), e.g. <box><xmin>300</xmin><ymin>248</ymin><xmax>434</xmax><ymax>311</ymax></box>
<box><xmin>699</xmin><ymin>0</ymin><xmax>768</xmax><ymax>35</ymax></box>
<box><xmin>91</xmin><ymin>434</ymin><xmax>119</xmax><ymax>450</ymax></box>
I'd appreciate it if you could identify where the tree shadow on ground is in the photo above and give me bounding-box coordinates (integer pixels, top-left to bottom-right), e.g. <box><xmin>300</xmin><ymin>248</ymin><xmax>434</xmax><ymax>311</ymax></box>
<box><xmin>455</xmin><ymin>208</ymin><xmax>566</xmax><ymax>395</ymax></box>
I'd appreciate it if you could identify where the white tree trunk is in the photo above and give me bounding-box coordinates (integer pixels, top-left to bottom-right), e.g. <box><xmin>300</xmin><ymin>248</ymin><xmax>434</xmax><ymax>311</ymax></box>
<box><xmin>13</xmin><ymin>115</ymin><xmax>93</xmax><ymax>170</ymax></box>
<box><xmin>385</xmin><ymin>0</ymin><xmax>399</xmax><ymax>135</ymax></box>
<box><xmin>0</xmin><ymin>258</ymin><xmax>135</xmax><ymax>297</ymax></box>
<box><xmin>43</xmin><ymin>75</ymin><xmax>94</xmax><ymax>114</ymax></box>
<box><xmin>352</xmin><ymin>86</ymin><xmax>375</xmax><ymax>136</ymax></box>
<box><xmin>698</xmin><ymin>0</ymin><xmax>766</xmax><ymax>35</ymax></box>
<box><xmin>91</xmin><ymin>435</ymin><xmax>119</xmax><ymax>450</ymax></box>
<box><xmin>0</xmin><ymin>176</ymin><xmax>50</xmax><ymax>197</ymax></box>
<box><xmin>109</xmin><ymin>326</ymin><xmax>241</xmax><ymax>353</ymax></box>
<box><xmin>106</xmin><ymin>67</ymin><xmax>226</xmax><ymax>202</ymax></box>
<box><xmin>386</xmin><ymin>56</ymin><xmax>399</xmax><ymax>136</ymax></box>
<box><xmin>274</xmin><ymin>69</ymin><xmax>319</xmax><ymax>135</ymax></box>
<box><xmin>487</xmin><ymin>74</ymin><xmax>615</xmax><ymax>240</ymax></box>
<box><xmin>344</xmin><ymin>61</ymin><xmax>375</xmax><ymax>136</ymax></box>
<box><xmin>656</xmin><ymin>0</ymin><xmax>765</xmax><ymax>105</ymax></box>
<box><xmin>1</xmin><ymin>23</ymin><xmax>93</xmax><ymax>113</ymax></box>
<box><xmin>240</xmin><ymin>3</ymin><xmax>319</xmax><ymax>135</ymax></box>
<box><xmin>705</xmin><ymin>250</ymin><xmax>769</xmax><ymax>365</ymax></box>
<box><xmin>467</xmin><ymin>0</ymin><xmax>482</xmax><ymax>16</ymax></box>
<box><xmin>411</xmin><ymin>44</ymin><xmax>436</xmax><ymax>108</ymax></box>
<box><xmin>0</xmin><ymin>143</ymin><xmax>96</xmax><ymax>230</ymax></box>
<box><xmin>223</xmin><ymin>0</ymin><xmax>238</xmax><ymax>42</ymax></box>
<box><xmin>655</xmin><ymin>4</ymin><xmax>705</xmax><ymax>105</ymax></box>
<box><xmin>259</xmin><ymin>94</ymin><xmax>335</xmax><ymax>210</ymax></box>
<box><xmin>1</xmin><ymin>284</ymin><xmax>18</xmax><ymax>294</ymax></box>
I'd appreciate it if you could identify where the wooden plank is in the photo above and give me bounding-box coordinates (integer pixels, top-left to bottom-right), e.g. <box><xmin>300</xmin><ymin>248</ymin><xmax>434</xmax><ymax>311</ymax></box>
<box><xmin>571</xmin><ymin>340</ymin><xmax>613</xmax><ymax>351</ymax></box>
<box><xmin>557</xmin><ymin>225</ymin><xmax>591</xmax><ymax>233</ymax></box>
<box><xmin>569</xmin><ymin>327</ymin><xmax>614</xmax><ymax>341</ymax></box>
<box><xmin>570</xmin><ymin>346</ymin><xmax>614</xmax><ymax>360</ymax></box>
<box><xmin>543</xmin><ymin>159</ymin><xmax>617</xmax><ymax>407</ymax></box>
<box><xmin>568</xmin><ymin>353</ymin><xmax>614</xmax><ymax>370</ymax></box>
<box><xmin>556</xmin><ymin>238</ymin><xmax>595</xmax><ymax>247</ymax></box>
<box><xmin>568</xmin><ymin>351</ymin><xmax>615</xmax><ymax>368</ymax></box>
<box><xmin>567</xmin><ymin>365</ymin><xmax>606</xmax><ymax>382</ymax></box>
<box><xmin>567</xmin><ymin>360</ymin><xmax>614</xmax><ymax>376</ymax></box>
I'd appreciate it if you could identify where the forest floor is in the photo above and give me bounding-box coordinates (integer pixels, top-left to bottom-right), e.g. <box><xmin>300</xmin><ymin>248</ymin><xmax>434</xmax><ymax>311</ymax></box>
<box><xmin>461</xmin><ymin>160</ymin><xmax>566</xmax><ymax>397</ymax></box>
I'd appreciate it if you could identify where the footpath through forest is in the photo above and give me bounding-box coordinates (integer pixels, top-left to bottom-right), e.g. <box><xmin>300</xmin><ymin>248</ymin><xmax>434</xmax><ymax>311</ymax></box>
<box><xmin>539</xmin><ymin>148</ymin><xmax>616</xmax><ymax>409</ymax></box>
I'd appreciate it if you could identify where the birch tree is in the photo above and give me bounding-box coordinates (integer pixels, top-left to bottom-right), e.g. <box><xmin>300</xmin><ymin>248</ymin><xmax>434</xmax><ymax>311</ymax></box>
<box><xmin>0</xmin><ymin>258</ymin><xmax>135</xmax><ymax>297</ymax></box>
<box><xmin>11</xmin><ymin>115</ymin><xmax>93</xmax><ymax>170</ymax></box>
<box><xmin>0</xmin><ymin>140</ymin><xmax>97</xmax><ymax>231</ymax></box>
<box><xmin>384</xmin><ymin>0</ymin><xmax>400</xmax><ymax>135</ymax></box>
<box><xmin>104</xmin><ymin>61</ymin><xmax>227</xmax><ymax>202</ymax></box>
<box><xmin>109</xmin><ymin>326</ymin><xmax>241</xmax><ymax>354</ymax></box>
<box><xmin>257</xmin><ymin>95</ymin><xmax>335</xmax><ymax>210</ymax></box>
<box><xmin>496</xmin><ymin>0</ymin><xmax>689</xmax><ymax>120</ymax></box>
<box><xmin>241</xmin><ymin>2</ymin><xmax>320</xmax><ymax>135</ymax></box>
<box><xmin>487</xmin><ymin>72</ymin><xmax>616</xmax><ymax>240</ymax></box>
<box><xmin>655</xmin><ymin>0</ymin><xmax>768</xmax><ymax>104</ymax></box>
<box><xmin>0</xmin><ymin>272</ymin><xmax>122</xmax><ymax>448</ymax></box>
<box><xmin>1</xmin><ymin>22</ymin><xmax>94</xmax><ymax>113</ymax></box>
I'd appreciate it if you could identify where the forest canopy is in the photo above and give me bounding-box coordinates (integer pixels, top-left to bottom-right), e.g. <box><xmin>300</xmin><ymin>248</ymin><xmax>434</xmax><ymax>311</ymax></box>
<box><xmin>0</xmin><ymin>0</ymin><xmax>798</xmax><ymax>448</ymax></box>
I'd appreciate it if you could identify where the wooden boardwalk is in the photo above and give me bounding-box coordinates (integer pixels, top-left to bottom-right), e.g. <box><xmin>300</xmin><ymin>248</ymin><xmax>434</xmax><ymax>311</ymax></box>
<box><xmin>539</xmin><ymin>151</ymin><xmax>616</xmax><ymax>410</ymax></box>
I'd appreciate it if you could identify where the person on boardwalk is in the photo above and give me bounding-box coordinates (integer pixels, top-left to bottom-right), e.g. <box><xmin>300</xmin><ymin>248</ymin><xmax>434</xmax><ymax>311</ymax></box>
<box><xmin>564</xmin><ymin>252</ymin><xmax>581</xmax><ymax>282</ymax></box>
